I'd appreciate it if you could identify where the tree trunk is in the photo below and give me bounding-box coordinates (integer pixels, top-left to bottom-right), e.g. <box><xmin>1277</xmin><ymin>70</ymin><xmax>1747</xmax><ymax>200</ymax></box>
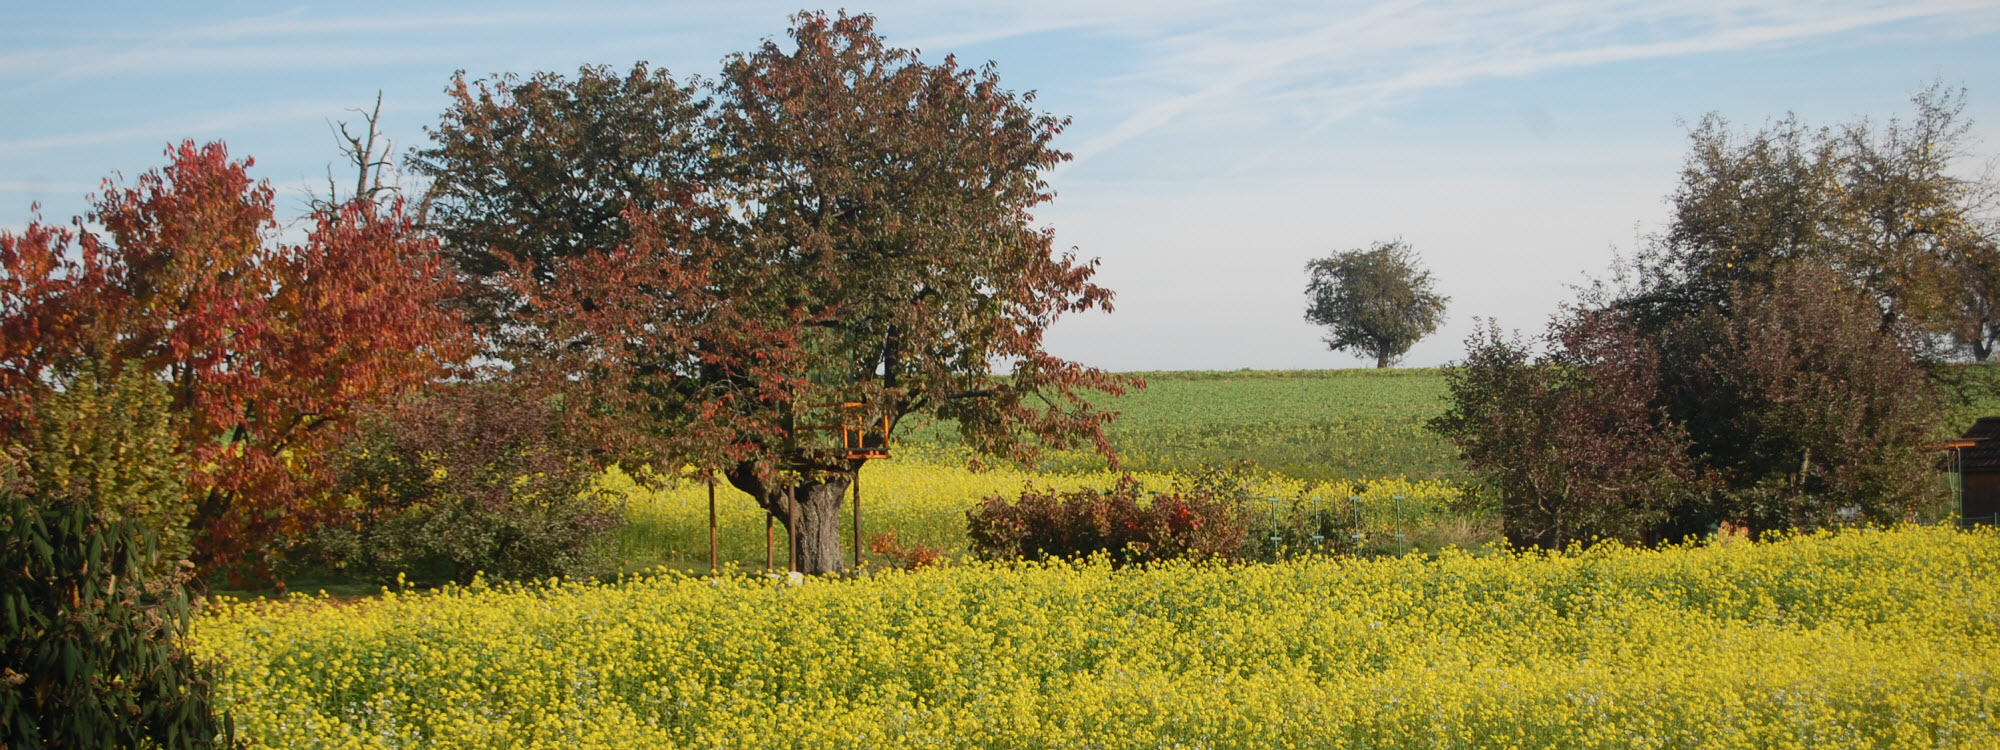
<box><xmin>1375</xmin><ymin>352</ymin><xmax>1390</xmax><ymax>369</ymax></box>
<box><xmin>786</xmin><ymin>479</ymin><xmax>850</xmax><ymax>575</ymax></box>
<box><xmin>725</xmin><ymin>464</ymin><xmax>852</xmax><ymax>575</ymax></box>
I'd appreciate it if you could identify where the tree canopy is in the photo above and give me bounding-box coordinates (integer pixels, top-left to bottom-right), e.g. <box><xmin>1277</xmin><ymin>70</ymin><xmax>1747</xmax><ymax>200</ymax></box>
<box><xmin>1632</xmin><ymin>82</ymin><xmax>1999</xmax><ymax>357</ymax></box>
<box><xmin>1304</xmin><ymin>239</ymin><xmax>1449</xmax><ymax>368</ymax></box>
<box><xmin>408</xmin><ymin>63</ymin><xmax>711</xmax><ymax>338</ymax></box>
<box><xmin>411</xmin><ymin>12</ymin><xmax>1127</xmax><ymax>573</ymax></box>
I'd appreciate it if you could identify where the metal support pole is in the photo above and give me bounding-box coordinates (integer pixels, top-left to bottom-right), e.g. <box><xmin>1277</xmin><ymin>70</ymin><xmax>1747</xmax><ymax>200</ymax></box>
<box><xmin>1394</xmin><ymin>495</ymin><xmax>1406</xmax><ymax>556</ymax></box>
<box><xmin>1349</xmin><ymin>496</ymin><xmax>1364</xmax><ymax>554</ymax></box>
<box><xmin>716</xmin><ymin>478</ymin><xmax>724</xmax><ymax>580</ymax></box>
<box><xmin>1267</xmin><ymin>497</ymin><xmax>1283</xmax><ymax>558</ymax></box>
<box><xmin>1309</xmin><ymin>496</ymin><xmax>1324</xmax><ymax>549</ymax></box>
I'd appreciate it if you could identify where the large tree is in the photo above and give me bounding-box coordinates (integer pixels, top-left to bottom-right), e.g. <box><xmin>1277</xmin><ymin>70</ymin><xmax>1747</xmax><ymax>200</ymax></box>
<box><xmin>0</xmin><ymin>141</ymin><xmax>468</xmax><ymax>575</ymax></box>
<box><xmin>1304</xmin><ymin>239</ymin><xmax>1449</xmax><ymax>368</ymax></box>
<box><xmin>1660</xmin><ymin>263</ymin><xmax>1945</xmax><ymax>535</ymax></box>
<box><xmin>1433</xmin><ymin>85</ymin><xmax>1978</xmax><ymax>546</ymax></box>
<box><xmin>413</xmin><ymin>12</ymin><xmax>1126</xmax><ymax>574</ymax></box>
<box><xmin>1633</xmin><ymin>83</ymin><xmax>1998</xmax><ymax>354</ymax></box>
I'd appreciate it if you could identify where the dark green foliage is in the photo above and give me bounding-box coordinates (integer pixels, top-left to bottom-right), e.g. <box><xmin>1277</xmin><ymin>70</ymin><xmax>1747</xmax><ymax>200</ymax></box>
<box><xmin>966</xmin><ymin>476</ymin><xmax>1248</xmax><ymax>567</ymax></box>
<box><xmin>306</xmin><ymin>384</ymin><xmax>620</xmax><ymax>586</ymax></box>
<box><xmin>0</xmin><ymin>371</ymin><xmax>231</xmax><ymax>748</ymax></box>
<box><xmin>1304</xmin><ymin>240</ymin><xmax>1449</xmax><ymax>368</ymax></box>
<box><xmin>1438</xmin><ymin>264</ymin><xmax>1947</xmax><ymax>548</ymax></box>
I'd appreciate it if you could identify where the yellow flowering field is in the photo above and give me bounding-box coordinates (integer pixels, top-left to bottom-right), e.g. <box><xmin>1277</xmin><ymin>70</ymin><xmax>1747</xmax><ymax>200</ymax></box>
<box><xmin>608</xmin><ymin>445</ymin><xmax>1466</xmax><ymax>569</ymax></box>
<box><xmin>197</xmin><ymin>525</ymin><xmax>2000</xmax><ymax>749</ymax></box>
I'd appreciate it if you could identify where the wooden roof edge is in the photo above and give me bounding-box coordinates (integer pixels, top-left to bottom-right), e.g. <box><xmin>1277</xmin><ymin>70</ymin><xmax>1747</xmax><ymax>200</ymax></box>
<box><xmin>1925</xmin><ymin>439</ymin><xmax>1982</xmax><ymax>452</ymax></box>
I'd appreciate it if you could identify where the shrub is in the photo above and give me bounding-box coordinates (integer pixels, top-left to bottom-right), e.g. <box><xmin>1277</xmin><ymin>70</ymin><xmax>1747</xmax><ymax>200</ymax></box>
<box><xmin>304</xmin><ymin>384</ymin><xmax>620</xmax><ymax>586</ymax></box>
<box><xmin>1671</xmin><ymin>263</ymin><xmax>1948</xmax><ymax>535</ymax></box>
<box><xmin>965</xmin><ymin>476</ymin><xmax>1247</xmax><ymax>566</ymax></box>
<box><xmin>1434</xmin><ymin>263</ymin><xmax>1949</xmax><ymax>548</ymax></box>
<box><xmin>13</xmin><ymin>364</ymin><xmax>196</xmax><ymax>570</ymax></box>
<box><xmin>0</xmin><ymin>370</ymin><xmax>232</xmax><ymax>748</ymax></box>
<box><xmin>867</xmin><ymin>529</ymin><xmax>945</xmax><ymax>570</ymax></box>
<box><xmin>1431</xmin><ymin>314</ymin><xmax>1701</xmax><ymax>549</ymax></box>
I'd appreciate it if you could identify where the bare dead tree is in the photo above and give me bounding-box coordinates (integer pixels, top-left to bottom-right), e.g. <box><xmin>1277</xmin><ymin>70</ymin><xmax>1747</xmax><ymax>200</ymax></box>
<box><xmin>314</xmin><ymin>91</ymin><xmax>399</xmax><ymax>212</ymax></box>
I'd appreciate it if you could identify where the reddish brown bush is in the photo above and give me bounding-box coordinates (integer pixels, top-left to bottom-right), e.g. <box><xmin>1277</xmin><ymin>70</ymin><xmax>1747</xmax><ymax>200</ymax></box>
<box><xmin>965</xmin><ymin>477</ymin><xmax>1248</xmax><ymax>567</ymax></box>
<box><xmin>866</xmin><ymin>529</ymin><xmax>945</xmax><ymax>570</ymax></box>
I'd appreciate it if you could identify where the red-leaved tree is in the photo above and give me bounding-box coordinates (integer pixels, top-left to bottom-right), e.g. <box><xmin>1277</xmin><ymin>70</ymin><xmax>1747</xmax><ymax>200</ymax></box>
<box><xmin>0</xmin><ymin>141</ymin><xmax>468</xmax><ymax>575</ymax></box>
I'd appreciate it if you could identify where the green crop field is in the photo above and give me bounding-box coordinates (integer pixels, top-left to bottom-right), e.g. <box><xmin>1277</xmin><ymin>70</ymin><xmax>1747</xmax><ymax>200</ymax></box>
<box><xmin>901</xmin><ymin>368</ymin><xmax>1462</xmax><ymax>482</ymax></box>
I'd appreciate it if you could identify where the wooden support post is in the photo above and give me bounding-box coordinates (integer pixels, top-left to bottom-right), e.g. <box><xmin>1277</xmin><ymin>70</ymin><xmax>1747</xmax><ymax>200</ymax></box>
<box><xmin>707</xmin><ymin>479</ymin><xmax>718</xmax><ymax>576</ymax></box>
<box><xmin>853</xmin><ymin>468</ymin><xmax>863</xmax><ymax>570</ymax></box>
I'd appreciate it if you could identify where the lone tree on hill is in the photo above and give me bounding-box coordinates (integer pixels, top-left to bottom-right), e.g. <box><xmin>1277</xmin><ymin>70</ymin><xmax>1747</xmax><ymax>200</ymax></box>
<box><xmin>1304</xmin><ymin>239</ymin><xmax>1449</xmax><ymax>368</ymax></box>
<box><xmin>410</xmin><ymin>12</ymin><xmax>1129</xmax><ymax>575</ymax></box>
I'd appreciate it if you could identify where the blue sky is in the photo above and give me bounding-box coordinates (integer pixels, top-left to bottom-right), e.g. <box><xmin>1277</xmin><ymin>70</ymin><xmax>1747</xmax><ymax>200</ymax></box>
<box><xmin>5</xmin><ymin>1</ymin><xmax>1998</xmax><ymax>371</ymax></box>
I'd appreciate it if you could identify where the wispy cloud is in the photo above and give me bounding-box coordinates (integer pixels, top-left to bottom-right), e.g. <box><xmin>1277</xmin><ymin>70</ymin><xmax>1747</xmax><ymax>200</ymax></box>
<box><xmin>0</xmin><ymin>5</ymin><xmax>741</xmax><ymax>80</ymax></box>
<box><xmin>0</xmin><ymin>182</ymin><xmax>95</xmax><ymax>194</ymax></box>
<box><xmin>0</xmin><ymin>98</ymin><xmax>426</xmax><ymax>157</ymax></box>
<box><xmin>7</xmin><ymin>0</ymin><xmax>1995</xmax><ymax>172</ymax></box>
<box><xmin>1043</xmin><ymin>0</ymin><xmax>2000</xmax><ymax>175</ymax></box>
<box><xmin>1</xmin><ymin>1</ymin><xmax>1222</xmax><ymax>82</ymax></box>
